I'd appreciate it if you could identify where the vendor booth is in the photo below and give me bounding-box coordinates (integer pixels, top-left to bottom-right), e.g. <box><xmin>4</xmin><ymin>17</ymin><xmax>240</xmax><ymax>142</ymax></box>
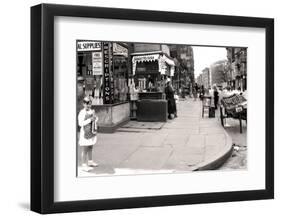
<box><xmin>131</xmin><ymin>52</ymin><xmax>175</xmax><ymax>121</ymax></box>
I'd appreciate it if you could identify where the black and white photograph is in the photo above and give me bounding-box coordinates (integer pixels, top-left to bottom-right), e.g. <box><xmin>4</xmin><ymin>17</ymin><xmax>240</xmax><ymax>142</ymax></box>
<box><xmin>76</xmin><ymin>41</ymin><xmax>248</xmax><ymax>177</ymax></box>
<box><xmin>28</xmin><ymin>2</ymin><xmax>274</xmax><ymax>214</ymax></box>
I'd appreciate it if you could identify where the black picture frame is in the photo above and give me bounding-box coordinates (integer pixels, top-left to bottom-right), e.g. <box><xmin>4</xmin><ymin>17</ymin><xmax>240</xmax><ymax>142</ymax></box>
<box><xmin>31</xmin><ymin>3</ymin><xmax>274</xmax><ymax>214</ymax></box>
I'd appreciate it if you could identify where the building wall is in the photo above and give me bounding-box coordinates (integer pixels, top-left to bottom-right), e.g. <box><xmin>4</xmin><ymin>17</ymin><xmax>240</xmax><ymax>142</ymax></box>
<box><xmin>134</xmin><ymin>44</ymin><xmax>161</xmax><ymax>53</ymax></box>
<box><xmin>92</xmin><ymin>103</ymin><xmax>130</xmax><ymax>133</ymax></box>
<box><xmin>169</xmin><ymin>45</ymin><xmax>195</xmax><ymax>88</ymax></box>
<box><xmin>225</xmin><ymin>47</ymin><xmax>247</xmax><ymax>90</ymax></box>
<box><xmin>196</xmin><ymin>74</ymin><xmax>202</xmax><ymax>86</ymax></box>
<box><xmin>133</xmin><ymin>43</ymin><xmax>171</xmax><ymax>56</ymax></box>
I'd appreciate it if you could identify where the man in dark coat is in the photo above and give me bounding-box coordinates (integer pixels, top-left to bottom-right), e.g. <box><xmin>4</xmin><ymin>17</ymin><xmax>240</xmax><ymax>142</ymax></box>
<box><xmin>213</xmin><ymin>86</ymin><xmax>219</xmax><ymax>109</ymax></box>
<box><xmin>165</xmin><ymin>81</ymin><xmax>176</xmax><ymax>119</ymax></box>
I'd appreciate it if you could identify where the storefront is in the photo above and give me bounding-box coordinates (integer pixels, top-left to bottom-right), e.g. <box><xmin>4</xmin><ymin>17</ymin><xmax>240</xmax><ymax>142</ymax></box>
<box><xmin>130</xmin><ymin>52</ymin><xmax>175</xmax><ymax>121</ymax></box>
<box><xmin>77</xmin><ymin>40</ymin><xmax>130</xmax><ymax>132</ymax></box>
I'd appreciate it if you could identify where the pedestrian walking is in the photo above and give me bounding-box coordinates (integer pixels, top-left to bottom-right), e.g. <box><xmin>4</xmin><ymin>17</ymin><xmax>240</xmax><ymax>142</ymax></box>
<box><xmin>199</xmin><ymin>85</ymin><xmax>205</xmax><ymax>100</ymax></box>
<box><xmin>78</xmin><ymin>96</ymin><xmax>99</xmax><ymax>171</ymax></box>
<box><xmin>193</xmin><ymin>83</ymin><xmax>199</xmax><ymax>100</ymax></box>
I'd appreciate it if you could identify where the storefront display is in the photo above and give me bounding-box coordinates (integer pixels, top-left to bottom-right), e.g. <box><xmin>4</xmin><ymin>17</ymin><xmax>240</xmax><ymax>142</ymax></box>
<box><xmin>77</xmin><ymin>41</ymin><xmax>130</xmax><ymax>132</ymax></box>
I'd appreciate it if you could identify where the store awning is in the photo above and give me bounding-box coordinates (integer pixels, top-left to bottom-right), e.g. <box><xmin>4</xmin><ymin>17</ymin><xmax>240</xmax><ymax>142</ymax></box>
<box><xmin>132</xmin><ymin>53</ymin><xmax>175</xmax><ymax>76</ymax></box>
<box><xmin>132</xmin><ymin>54</ymin><xmax>160</xmax><ymax>64</ymax></box>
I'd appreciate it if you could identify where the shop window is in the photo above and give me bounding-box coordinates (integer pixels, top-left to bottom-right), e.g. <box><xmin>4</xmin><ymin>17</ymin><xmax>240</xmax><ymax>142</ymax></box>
<box><xmin>77</xmin><ymin>52</ymin><xmax>92</xmax><ymax>76</ymax></box>
<box><xmin>134</xmin><ymin>61</ymin><xmax>165</xmax><ymax>92</ymax></box>
<box><xmin>77</xmin><ymin>42</ymin><xmax>130</xmax><ymax>105</ymax></box>
<box><xmin>77</xmin><ymin>52</ymin><xmax>104</xmax><ymax>106</ymax></box>
<box><xmin>113</xmin><ymin>56</ymin><xmax>129</xmax><ymax>103</ymax></box>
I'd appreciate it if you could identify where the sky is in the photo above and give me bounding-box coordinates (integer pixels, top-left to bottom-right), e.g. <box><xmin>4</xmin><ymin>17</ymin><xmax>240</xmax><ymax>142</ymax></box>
<box><xmin>192</xmin><ymin>46</ymin><xmax>227</xmax><ymax>78</ymax></box>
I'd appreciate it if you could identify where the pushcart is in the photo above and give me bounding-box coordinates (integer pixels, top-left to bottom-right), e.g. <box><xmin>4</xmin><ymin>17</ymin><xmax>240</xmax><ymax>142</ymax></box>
<box><xmin>220</xmin><ymin>94</ymin><xmax>247</xmax><ymax>133</ymax></box>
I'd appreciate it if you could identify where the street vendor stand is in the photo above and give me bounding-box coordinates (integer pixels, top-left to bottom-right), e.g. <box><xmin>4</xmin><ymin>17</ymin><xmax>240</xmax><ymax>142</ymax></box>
<box><xmin>131</xmin><ymin>51</ymin><xmax>175</xmax><ymax>122</ymax></box>
<box><xmin>137</xmin><ymin>92</ymin><xmax>167</xmax><ymax>121</ymax></box>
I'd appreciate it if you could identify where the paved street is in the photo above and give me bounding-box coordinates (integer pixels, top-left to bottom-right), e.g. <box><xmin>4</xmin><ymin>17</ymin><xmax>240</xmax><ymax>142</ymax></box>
<box><xmin>78</xmin><ymin>98</ymin><xmax>233</xmax><ymax>177</ymax></box>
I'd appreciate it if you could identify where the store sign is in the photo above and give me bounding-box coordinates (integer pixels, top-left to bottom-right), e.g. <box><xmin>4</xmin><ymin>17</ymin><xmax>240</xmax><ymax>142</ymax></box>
<box><xmin>77</xmin><ymin>41</ymin><xmax>101</xmax><ymax>51</ymax></box>
<box><xmin>158</xmin><ymin>56</ymin><xmax>166</xmax><ymax>75</ymax></box>
<box><xmin>92</xmin><ymin>52</ymin><xmax>103</xmax><ymax>75</ymax></box>
<box><xmin>235</xmin><ymin>106</ymin><xmax>243</xmax><ymax>113</ymax></box>
<box><xmin>133</xmin><ymin>54</ymin><xmax>159</xmax><ymax>63</ymax></box>
<box><xmin>103</xmin><ymin>42</ymin><xmax>112</xmax><ymax>104</ymax></box>
<box><xmin>113</xmin><ymin>43</ymin><xmax>128</xmax><ymax>57</ymax></box>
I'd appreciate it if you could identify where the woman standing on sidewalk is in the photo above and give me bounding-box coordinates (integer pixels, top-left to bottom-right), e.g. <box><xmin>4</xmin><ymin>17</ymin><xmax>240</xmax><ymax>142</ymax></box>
<box><xmin>78</xmin><ymin>96</ymin><xmax>99</xmax><ymax>171</ymax></box>
<box><xmin>165</xmin><ymin>81</ymin><xmax>177</xmax><ymax>119</ymax></box>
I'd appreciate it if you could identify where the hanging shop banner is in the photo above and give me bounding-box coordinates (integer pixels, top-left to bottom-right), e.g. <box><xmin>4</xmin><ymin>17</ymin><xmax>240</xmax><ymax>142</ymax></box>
<box><xmin>170</xmin><ymin>66</ymin><xmax>175</xmax><ymax>77</ymax></box>
<box><xmin>103</xmin><ymin>42</ymin><xmax>110</xmax><ymax>104</ymax></box>
<box><xmin>158</xmin><ymin>56</ymin><xmax>166</xmax><ymax>75</ymax></box>
<box><xmin>92</xmin><ymin>52</ymin><xmax>103</xmax><ymax>75</ymax></box>
<box><xmin>113</xmin><ymin>43</ymin><xmax>128</xmax><ymax>57</ymax></box>
<box><xmin>77</xmin><ymin>41</ymin><xmax>101</xmax><ymax>52</ymax></box>
<box><xmin>159</xmin><ymin>55</ymin><xmax>176</xmax><ymax>75</ymax></box>
<box><xmin>110</xmin><ymin>44</ymin><xmax>114</xmax><ymax>102</ymax></box>
<box><xmin>162</xmin><ymin>55</ymin><xmax>175</xmax><ymax>66</ymax></box>
<box><xmin>132</xmin><ymin>62</ymin><xmax>137</xmax><ymax>75</ymax></box>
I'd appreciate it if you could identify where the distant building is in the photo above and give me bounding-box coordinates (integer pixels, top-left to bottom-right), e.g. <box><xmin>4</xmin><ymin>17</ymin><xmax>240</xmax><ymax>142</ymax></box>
<box><xmin>210</xmin><ymin>60</ymin><xmax>227</xmax><ymax>88</ymax></box>
<box><xmin>201</xmin><ymin>67</ymin><xmax>210</xmax><ymax>89</ymax></box>
<box><xmin>196</xmin><ymin>74</ymin><xmax>203</xmax><ymax>86</ymax></box>
<box><xmin>196</xmin><ymin>67</ymin><xmax>210</xmax><ymax>90</ymax></box>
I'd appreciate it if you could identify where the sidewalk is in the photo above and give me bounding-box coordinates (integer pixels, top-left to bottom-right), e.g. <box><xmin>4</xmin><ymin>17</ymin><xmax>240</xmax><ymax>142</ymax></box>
<box><xmin>78</xmin><ymin>98</ymin><xmax>233</xmax><ymax>176</ymax></box>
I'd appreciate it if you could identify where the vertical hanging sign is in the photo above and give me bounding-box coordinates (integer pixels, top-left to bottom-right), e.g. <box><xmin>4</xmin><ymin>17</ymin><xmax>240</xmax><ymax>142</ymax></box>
<box><xmin>103</xmin><ymin>42</ymin><xmax>111</xmax><ymax>104</ymax></box>
<box><xmin>109</xmin><ymin>43</ymin><xmax>115</xmax><ymax>103</ymax></box>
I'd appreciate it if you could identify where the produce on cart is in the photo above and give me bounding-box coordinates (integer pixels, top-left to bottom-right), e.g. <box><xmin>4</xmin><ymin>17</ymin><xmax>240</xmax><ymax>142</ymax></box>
<box><xmin>220</xmin><ymin>94</ymin><xmax>247</xmax><ymax>133</ymax></box>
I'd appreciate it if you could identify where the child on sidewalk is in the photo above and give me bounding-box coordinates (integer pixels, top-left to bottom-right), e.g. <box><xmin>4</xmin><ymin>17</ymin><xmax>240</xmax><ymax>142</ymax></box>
<box><xmin>78</xmin><ymin>96</ymin><xmax>99</xmax><ymax>172</ymax></box>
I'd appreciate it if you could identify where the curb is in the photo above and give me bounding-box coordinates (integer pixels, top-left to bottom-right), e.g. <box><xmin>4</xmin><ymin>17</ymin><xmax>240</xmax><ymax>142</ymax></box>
<box><xmin>192</xmin><ymin>129</ymin><xmax>233</xmax><ymax>171</ymax></box>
